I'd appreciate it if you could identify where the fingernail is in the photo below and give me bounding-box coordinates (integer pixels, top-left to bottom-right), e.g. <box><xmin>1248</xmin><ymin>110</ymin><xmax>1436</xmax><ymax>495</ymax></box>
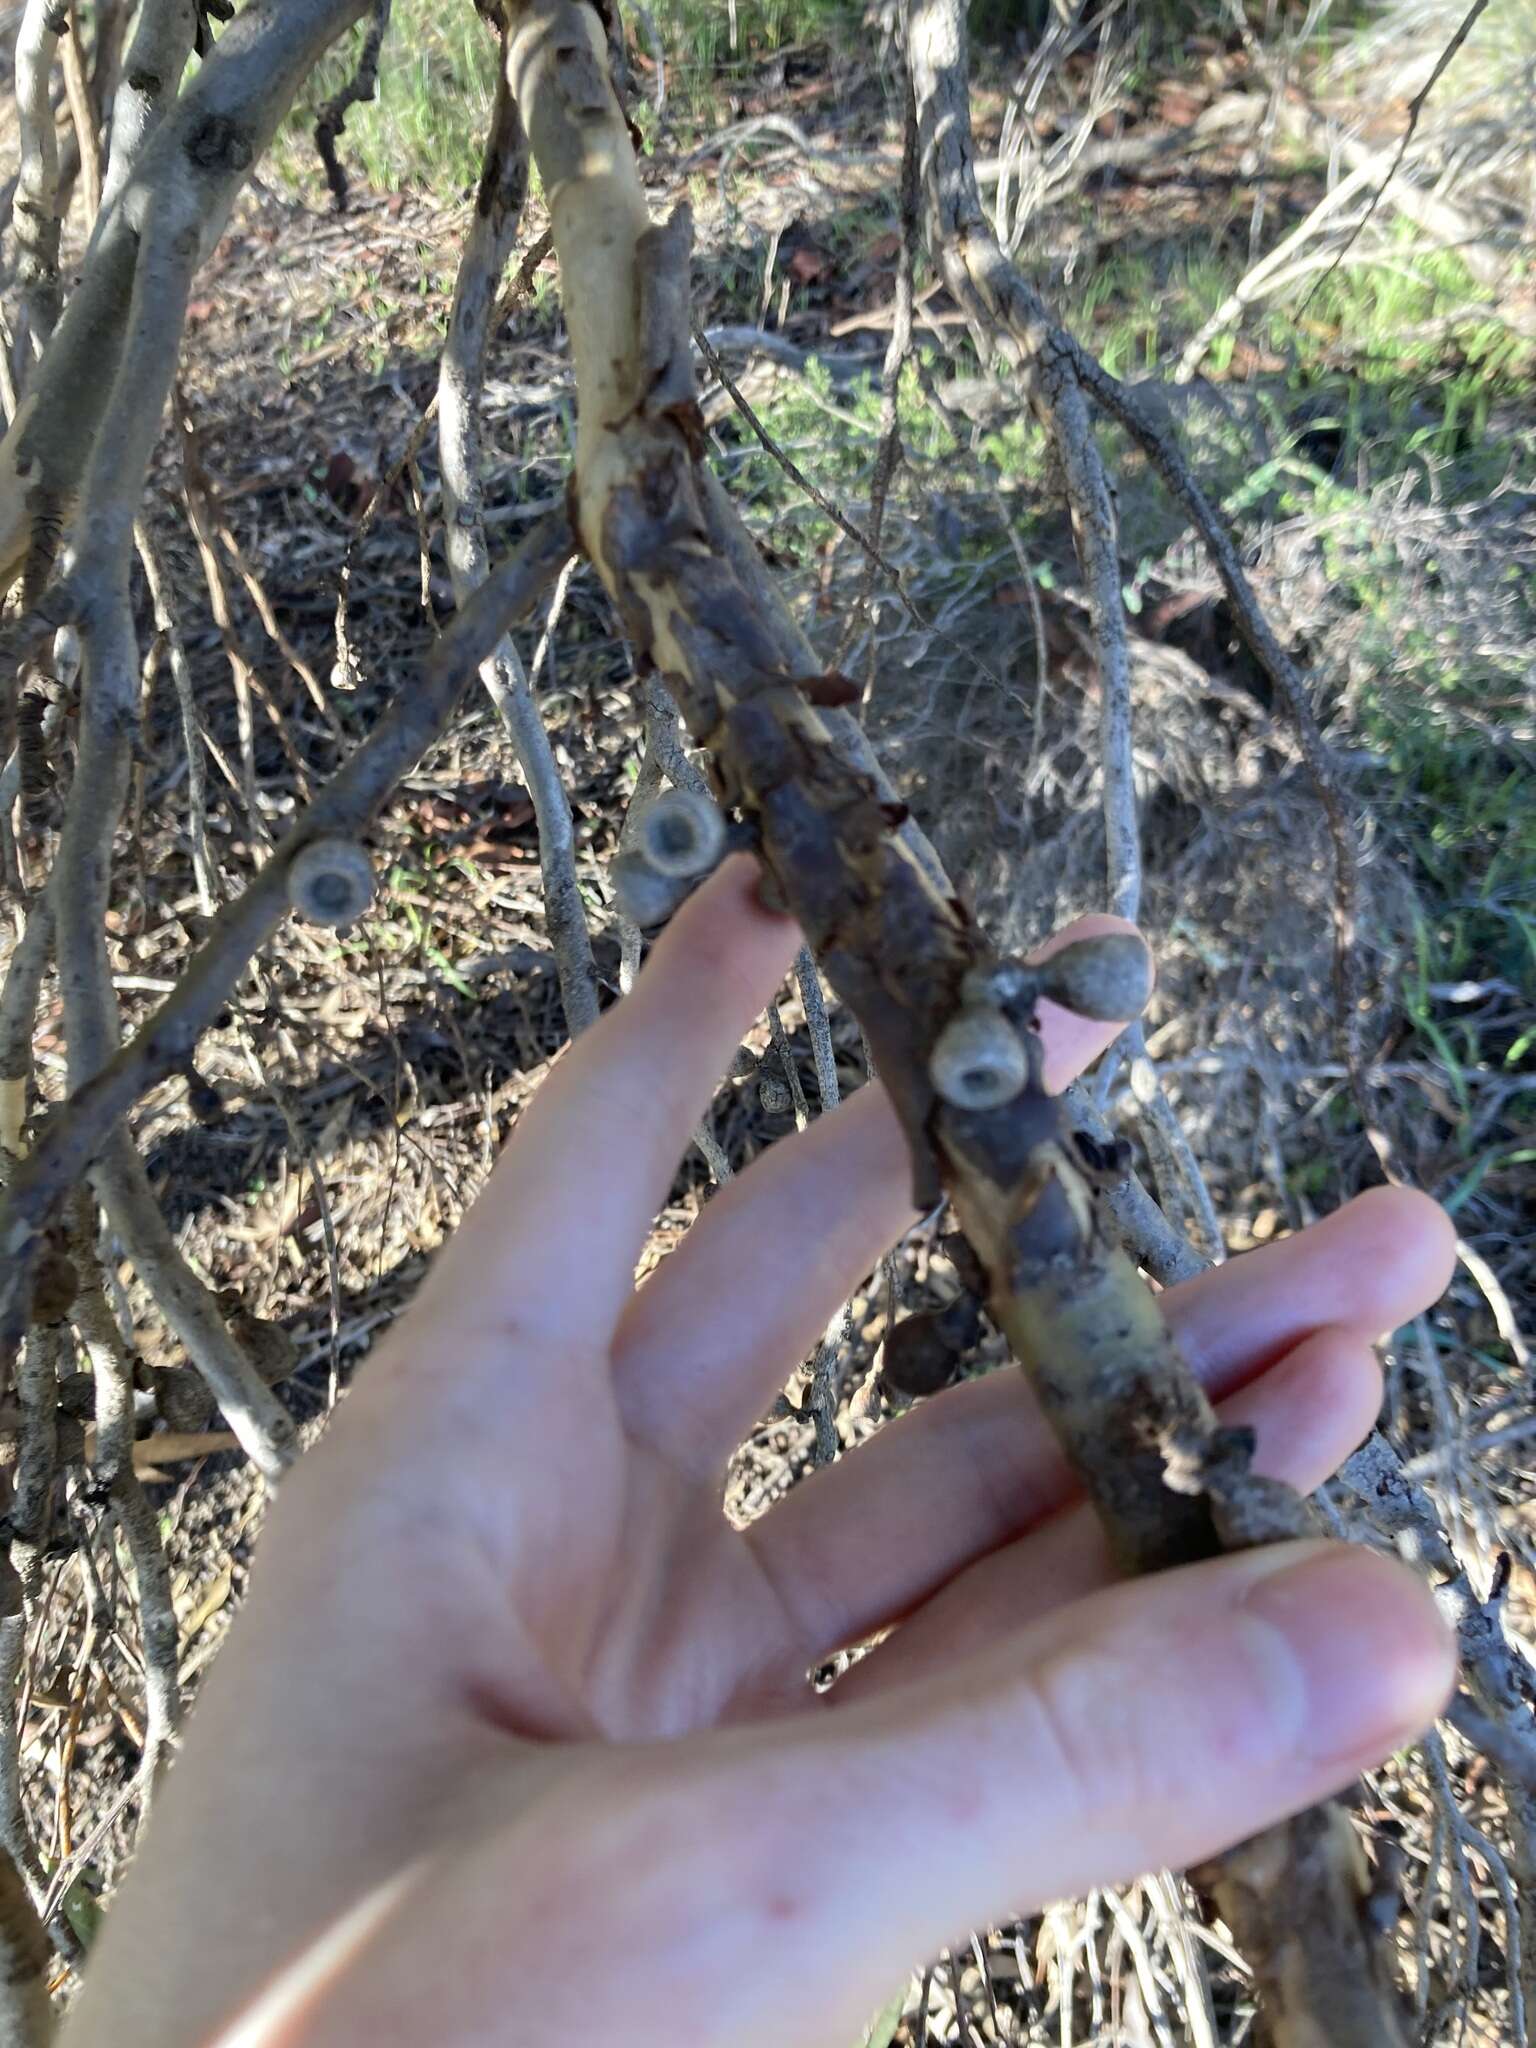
<box><xmin>1241</xmin><ymin>1543</ymin><xmax>1455</xmax><ymax>1770</ymax></box>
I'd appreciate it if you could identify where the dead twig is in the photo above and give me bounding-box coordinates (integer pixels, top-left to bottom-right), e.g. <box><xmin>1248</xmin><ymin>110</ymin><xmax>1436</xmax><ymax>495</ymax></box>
<box><xmin>1296</xmin><ymin>0</ymin><xmax>1494</xmax><ymax>316</ymax></box>
<box><xmin>135</xmin><ymin>528</ymin><xmax>217</xmax><ymax>916</ymax></box>
<box><xmin>693</xmin><ymin>326</ymin><xmax>914</xmax><ymax>609</ymax></box>
<box><xmin>60</xmin><ymin>1</ymin><xmax>101</xmax><ymax>229</ymax></box>
<box><xmin>213</xmin><ymin>515</ymin><xmax>339</xmax><ymax>735</ymax></box>
<box><xmin>844</xmin><ymin>59</ymin><xmax>918</xmax><ymax>686</ymax></box>
<box><xmin>314</xmin><ymin>0</ymin><xmax>392</xmax><ymax>212</ymax></box>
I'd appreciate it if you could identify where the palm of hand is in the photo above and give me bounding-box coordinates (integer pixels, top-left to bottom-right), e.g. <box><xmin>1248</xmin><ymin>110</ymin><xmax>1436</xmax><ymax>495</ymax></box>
<box><xmin>65</xmin><ymin>860</ymin><xmax>1454</xmax><ymax>2048</ymax></box>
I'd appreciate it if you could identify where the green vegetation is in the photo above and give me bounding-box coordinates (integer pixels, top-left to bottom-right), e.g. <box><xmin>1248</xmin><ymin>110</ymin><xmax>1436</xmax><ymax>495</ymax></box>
<box><xmin>277</xmin><ymin>0</ymin><xmax>864</xmax><ymax>199</ymax></box>
<box><xmin>279</xmin><ymin>5</ymin><xmax>500</xmax><ymax>198</ymax></box>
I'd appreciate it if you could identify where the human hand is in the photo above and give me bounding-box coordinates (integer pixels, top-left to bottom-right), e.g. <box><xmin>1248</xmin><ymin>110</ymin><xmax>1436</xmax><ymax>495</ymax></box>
<box><xmin>64</xmin><ymin>857</ymin><xmax>1455</xmax><ymax>2047</ymax></box>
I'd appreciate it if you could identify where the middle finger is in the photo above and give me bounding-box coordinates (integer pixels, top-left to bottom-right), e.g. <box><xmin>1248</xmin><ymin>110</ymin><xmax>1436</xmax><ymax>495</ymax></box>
<box><xmin>742</xmin><ymin>1186</ymin><xmax>1452</xmax><ymax>1664</ymax></box>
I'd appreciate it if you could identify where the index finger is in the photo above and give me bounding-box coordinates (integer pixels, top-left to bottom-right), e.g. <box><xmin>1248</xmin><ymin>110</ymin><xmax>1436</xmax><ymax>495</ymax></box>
<box><xmin>413</xmin><ymin>855</ymin><xmax>798</xmax><ymax>1355</ymax></box>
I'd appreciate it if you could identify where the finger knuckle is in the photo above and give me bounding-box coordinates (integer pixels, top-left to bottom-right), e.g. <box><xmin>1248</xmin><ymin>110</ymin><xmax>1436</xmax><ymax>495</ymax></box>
<box><xmin>1013</xmin><ymin>1643</ymin><xmax>1170</xmax><ymax>1828</ymax></box>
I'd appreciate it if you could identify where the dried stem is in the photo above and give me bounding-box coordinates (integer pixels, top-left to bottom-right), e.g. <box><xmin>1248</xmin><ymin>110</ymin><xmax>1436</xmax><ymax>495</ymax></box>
<box><xmin>314</xmin><ymin>0</ymin><xmax>392</xmax><ymax>212</ymax></box>
<box><xmin>1340</xmin><ymin>1432</ymin><xmax>1536</xmax><ymax>2020</ymax></box>
<box><xmin>1294</xmin><ymin>0</ymin><xmax>1494</xmax><ymax>317</ymax></box>
<box><xmin>1064</xmin><ymin>1080</ymin><xmax>1207</xmax><ymax>1287</ymax></box>
<box><xmin>177</xmin><ymin>406</ymin><xmax>268</xmax><ymax>833</ymax></box>
<box><xmin>213</xmin><ymin>514</ymin><xmax>338</xmax><ymax>734</ymax></box>
<box><xmin>694</xmin><ymin>327</ymin><xmax>908</xmax><ymax>602</ymax></box>
<box><xmin>795</xmin><ymin>949</ymin><xmax>838</xmax><ymax>1115</ymax></box>
<box><xmin>437</xmin><ymin>44</ymin><xmax>598</xmax><ymax>1037</ymax></box>
<box><xmin>93</xmin><ymin>1135</ymin><xmax>297</xmax><ymax>1478</ymax></box>
<box><xmin>846</xmin><ymin>57</ymin><xmax>918</xmax><ymax>682</ymax></box>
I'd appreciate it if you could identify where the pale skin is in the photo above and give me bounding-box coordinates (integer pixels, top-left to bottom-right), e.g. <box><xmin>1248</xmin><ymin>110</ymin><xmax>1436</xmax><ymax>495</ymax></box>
<box><xmin>64</xmin><ymin>856</ymin><xmax>1456</xmax><ymax>2046</ymax></box>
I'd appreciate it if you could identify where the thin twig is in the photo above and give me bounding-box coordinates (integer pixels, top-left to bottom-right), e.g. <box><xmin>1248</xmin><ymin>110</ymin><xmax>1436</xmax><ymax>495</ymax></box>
<box><xmin>1295</xmin><ymin>0</ymin><xmax>1493</xmax><ymax>317</ymax></box>
<box><xmin>795</xmin><ymin>949</ymin><xmax>838</xmax><ymax>1115</ymax></box>
<box><xmin>693</xmin><ymin>325</ymin><xmax>914</xmax><ymax>608</ymax></box>
<box><xmin>843</xmin><ymin>56</ymin><xmax>918</xmax><ymax>680</ymax></box>
<box><xmin>214</xmin><ymin>514</ymin><xmax>339</xmax><ymax>734</ymax></box>
<box><xmin>437</xmin><ymin>44</ymin><xmax>598</xmax><ymax>1037</ymax></box>
<box><xmin>314</xmin><ymin>0</ymin><xmax>392</xmax><ymax>212</ymax></box>
<box><xmin>60</xmin><ymin>1</ymin><xmax>102</xmax><ymax>227</ymax></box>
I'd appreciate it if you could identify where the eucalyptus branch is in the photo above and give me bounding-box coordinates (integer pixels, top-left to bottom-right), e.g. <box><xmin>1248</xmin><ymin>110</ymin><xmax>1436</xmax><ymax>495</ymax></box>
<box><xmin>32</xmin><ymin>174</ymin><xmax>301</xmax><ymax>1479</ymax></box>
<box><xmin>12</xmin><ymin>0</ymin><xmax>66</xmax><ymax>354</ymax></box>
<box><xmin>0</xmin><ymin>0</ymin><xmax>374</xmax><ymax>594</ymax></box>
<box><xmin>97</xmin><ymin>0</ymin><xmax>198</xmax><ymax>223</ymax></box>
<box><xmin>499</xmin><ymin>2</ymin><xmax>1414</xmax><ymax>2036</ymax></box>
